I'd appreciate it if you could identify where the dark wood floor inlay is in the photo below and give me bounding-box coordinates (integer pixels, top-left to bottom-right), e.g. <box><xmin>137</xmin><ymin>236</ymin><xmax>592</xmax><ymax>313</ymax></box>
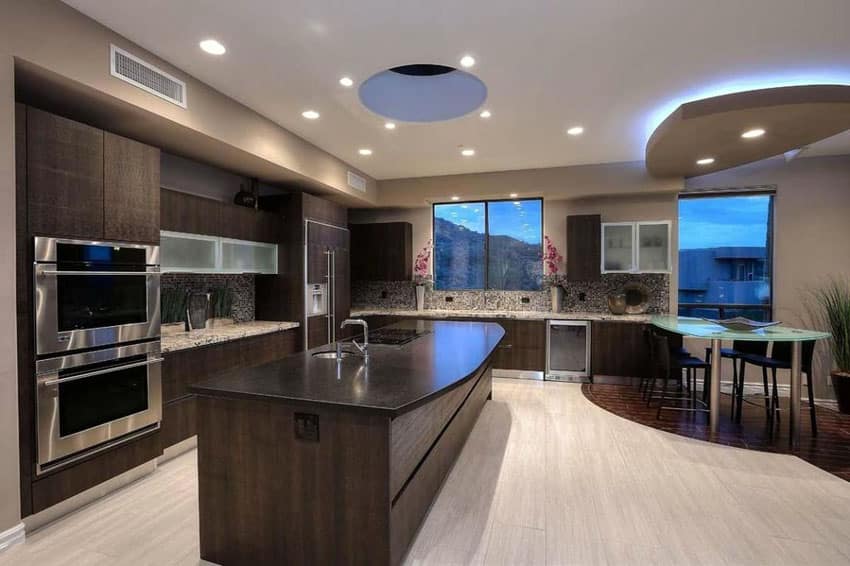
<box><xmin>582</xmin><ymin>383</ymin><xmax>850</xmax><ymax>481</ymax></box>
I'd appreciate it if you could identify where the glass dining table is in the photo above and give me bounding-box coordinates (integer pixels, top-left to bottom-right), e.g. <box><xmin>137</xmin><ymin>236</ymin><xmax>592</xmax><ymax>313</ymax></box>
<box><xmin>651</xmin><ymin>315</ymin><xmax>830</xmax><ymax>449</ymax></box>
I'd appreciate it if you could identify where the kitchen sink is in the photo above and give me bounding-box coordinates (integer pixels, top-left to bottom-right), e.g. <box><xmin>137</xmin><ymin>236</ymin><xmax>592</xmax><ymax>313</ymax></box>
<box><xmin>312</xmin><ymin>350</ymin><xmax>357</xmax><ymax>360</ymax></box>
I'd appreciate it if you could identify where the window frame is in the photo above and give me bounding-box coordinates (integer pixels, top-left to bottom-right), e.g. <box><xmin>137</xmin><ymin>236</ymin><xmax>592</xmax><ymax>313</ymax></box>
<box><xmin>431</xmin><ymin>197</ymin><xmax>544</xmax><ymax>291</ymax></box>
<box><xmin>677</xmin><ymin>189</ymin><xmax>775</xmax><ymax>321</ymax></box>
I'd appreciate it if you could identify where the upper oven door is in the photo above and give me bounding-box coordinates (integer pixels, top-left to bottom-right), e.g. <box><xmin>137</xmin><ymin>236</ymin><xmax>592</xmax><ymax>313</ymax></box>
<box><xmin>35</xmin><ymin>340</ymin><xmax>163</xmax><ymax>473</ymax></box>
<box><xmin>34</xmin><ymin>237</ymin><xmax>161</xmax><ymax>355</ymax></box>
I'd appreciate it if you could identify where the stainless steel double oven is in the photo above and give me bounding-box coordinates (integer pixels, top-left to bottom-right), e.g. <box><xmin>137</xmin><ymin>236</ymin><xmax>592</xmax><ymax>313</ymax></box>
<box><xmin>33</xmin><ymin>237</ymin><xmax>162</xmax><ymax>474</ymax></box>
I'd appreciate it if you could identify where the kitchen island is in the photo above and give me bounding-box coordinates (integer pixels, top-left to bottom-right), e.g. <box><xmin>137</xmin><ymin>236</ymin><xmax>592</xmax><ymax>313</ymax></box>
<box><xmin>190</xmin><ymin>319</ymin><xmax>504</xmax><ymax>566</ymax></box>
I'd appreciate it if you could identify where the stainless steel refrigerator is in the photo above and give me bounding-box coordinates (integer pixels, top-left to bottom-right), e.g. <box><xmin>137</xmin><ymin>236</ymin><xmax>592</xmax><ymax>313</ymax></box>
<box><xmin>303</xmin><ymin>219</ymin><xmax>350</xmax><ymax>350</ymax></box>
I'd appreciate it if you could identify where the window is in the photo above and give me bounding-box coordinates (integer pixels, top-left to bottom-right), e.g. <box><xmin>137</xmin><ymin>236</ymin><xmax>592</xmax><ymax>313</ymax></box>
<box><xmin>433</xmin><ymin>198</ymin><xmax>543</xmax><ymax>290</ymax></box>
<box><xmin>678</xmin><ymin>193</ymin><xmax>773</xmax><ymax>321</ymax></box>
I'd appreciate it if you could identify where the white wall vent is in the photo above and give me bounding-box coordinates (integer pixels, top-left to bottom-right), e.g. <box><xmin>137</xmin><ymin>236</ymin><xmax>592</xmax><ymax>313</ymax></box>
<box><xmin>347</xmin><ymin>171</ymin><xmax>367</xmax><ymax>192</ymax></box>
<box><xmin>110</xmin><ymin>45</ymin><xmax>187</xmax><ymax>108</ymax></box>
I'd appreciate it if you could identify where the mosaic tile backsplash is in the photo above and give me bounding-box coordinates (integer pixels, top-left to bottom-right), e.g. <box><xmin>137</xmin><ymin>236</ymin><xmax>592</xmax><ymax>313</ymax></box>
<box><xmin>161</xmin><ymin>273</ymin><xmax>255</xmax><ymax>322</ymax></box>
<box><xmin>352</xmin><ymin>273</ymin><xmax>669</xmax><ymax>313</ymax></box>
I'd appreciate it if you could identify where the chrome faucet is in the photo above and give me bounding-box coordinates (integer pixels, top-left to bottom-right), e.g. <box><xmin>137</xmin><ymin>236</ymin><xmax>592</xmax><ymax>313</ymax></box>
<box><xmin>339</xmin><ymin>319</ymin><xmax>369</xmax><ymax>361</ymax></box>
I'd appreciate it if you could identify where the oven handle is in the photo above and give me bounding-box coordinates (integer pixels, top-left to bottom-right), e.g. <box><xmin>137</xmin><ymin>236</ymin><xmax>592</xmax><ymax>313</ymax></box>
<box><xmin>41</xmin><ymin>357</ymin><xmax>164</xmax><ymax>387</ymax></box>
<box><xmin>40</xmin><ymin>270</ymin><xmax>162</xmax><ymax>277</ymax></box>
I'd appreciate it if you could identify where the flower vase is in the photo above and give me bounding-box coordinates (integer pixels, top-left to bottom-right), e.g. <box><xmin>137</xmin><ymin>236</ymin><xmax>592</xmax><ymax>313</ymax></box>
<box><xmin>550</xmin><ymin>285</ymin><xmax>563</xmax><ymax>313</ymax></box>
<box><xmin>416</xmin><ymin>285</ymin><xmax>426</xmax><ymax>311</ymax></box>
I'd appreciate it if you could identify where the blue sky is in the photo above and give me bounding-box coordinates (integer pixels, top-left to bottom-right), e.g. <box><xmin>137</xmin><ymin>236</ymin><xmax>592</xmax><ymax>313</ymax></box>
<box><xmin>435</xmin><ymin>200</ymin><xmax>542</xmax><ymax>244</ymax></box>
<box><xmin>678</xmin><ymin>195</ymin><xmax>770</xmax><ymax>249</ymax></box>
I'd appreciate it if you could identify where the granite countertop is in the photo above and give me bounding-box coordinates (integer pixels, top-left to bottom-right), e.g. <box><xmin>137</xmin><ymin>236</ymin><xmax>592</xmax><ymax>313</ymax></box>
<box><xmin>350</xmin><ymin>307</ymin><xmax>653</xmax><ymax>323</ymax></box>
<box><xmin>161</xmin><ymin>320</ymin><xmax>300</xmax><ymax>353</ymax></box>
<box><xmin>190</xmin><ymin>319</ymin><xmax>504</xmax><ymax>416</ymax></box>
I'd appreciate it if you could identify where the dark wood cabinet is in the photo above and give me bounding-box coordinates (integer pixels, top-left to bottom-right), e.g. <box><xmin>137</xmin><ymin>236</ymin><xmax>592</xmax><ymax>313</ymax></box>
<box><xmin>511</xmin><ymin>320</ymin><xmax>547</xmax><ymax>371</ymax></box>
<box><xmin>30</xmin><ymin>431</ymin><xmax>161</xmax><ymax>514</ymax></box>
<box><xmin>590</xmin><ymin>321</ymin><xmax>649</xmax><ymax>378</ymax></box>
<box><xmin>567</xmin><ymin>214</ymin><xmax>601</xmax><ymax>282</ymax></box>
<box><xmin>160</xmin><ymin>329</ymin><xmax>298</xmax><ymax>449</ymax></box>
<box><xmin>104</xmin><ymin>132</ymin><xmax>160</xmax><ymax>243</ymax></box>
<box><xmin>27</xmin><ymin>106</ymin><xmax>104</xmax><ymax>238</ymax></box>
<box><xmin>160</xmin><ymin>188</ymin><xmax>221</xmax><ymax>235</ymax></box>
<box><xmin>256</xmin><ymin>193</ymin><xmax>347</xmax><ymax>339</ymax></box>
<box><xmin>482</xmin><ymin>319</ymin><xmax>545</xmax><ymax>371</ymax></box>
<box><xmin>350</xmin><ymin>222</ymin><xmax>413</xmax><ymax>281</ymax></box>
<box><xmin>161</xmin><ymin>188</ymin><xmax>281</xmax><ymax>243</ymax></box>
<box><xmin>161</xmin><ymin>396</ymin><xmax>198</xmax><ymax>448</ymax></box>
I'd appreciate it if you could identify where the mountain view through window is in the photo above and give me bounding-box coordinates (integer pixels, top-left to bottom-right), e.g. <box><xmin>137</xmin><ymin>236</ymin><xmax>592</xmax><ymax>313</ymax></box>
<box><xmin>434</xmin><ymin>199</ymin><xmax>542</xmax><ymax>290</ymax></box>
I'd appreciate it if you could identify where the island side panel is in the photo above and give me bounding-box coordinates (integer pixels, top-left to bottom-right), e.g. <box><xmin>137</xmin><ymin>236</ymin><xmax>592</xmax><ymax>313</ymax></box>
<box><xmin>389</xmin><ymin>372</ymin><xmax>479</xmax><ymax>499</ymax></box>
<box><xmin>390</xmin><ymin>366</ymin><xmax>493</xmax><ymax>565</ymax></box>
<box><xmin>196</xmin><ymin>396</ymin><xmax>391</xmax><ymax>566</ymax></box>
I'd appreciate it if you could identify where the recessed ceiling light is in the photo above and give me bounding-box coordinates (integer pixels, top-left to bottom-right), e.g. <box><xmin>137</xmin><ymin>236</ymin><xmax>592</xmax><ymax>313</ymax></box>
<box><xmin>301</xmin><ymin>110</ymin><xmax>320</xmax><ymax>120</ymax></box>
<box><xmin>358</xmin><ymin>148</ymin><xmax>373</xmax><ymax>156</ymax></box>
<box><xmin>339</xmin><ymin>76</ymin><xmax>354</xmax><ymax>87</ymax></box>
<box><xmin>741</xmin><ymin>128</ymin><xmax>766</xmax><ymax>139</ymax></box>
<box><xmin>696</xmin><ymin>157</ymin><xmax>715</xmax><ymax>166</ymax></box>
<box><xmin>567</xmin><ymin>126</ymin><xmax>584</xmax><ymax>136</ymax></box>
<box><xmin>479</xmin><ymin>110</ymin><xmax>491</xmax><ymax>118</ymax></box>
<box><xmin>384</xmin><ymin>122</ymin><xmax>396</xmax><ymax>130</ymax></box>
<box><xmin>199</xmin><ymin>39</ymin><xmax>226</xmax><ymax>55</ymax></box>
<box><xmin>509</xmin><ymin>193</ymin><xmax>518</xmax><ymax>198</ymax></box>
<box><xmin>451</xmin><ymin>196</ymin><xmax>460</xmax><ymax>201</ymax></box>
<box><xmin>461</xmin><ymin>148</ymin><xmax>476</xmax><ymax>157</ymax></box>
<box><xmin>460</xmin><ymin>55</ymin><xmax>476</xmax><ymax>68</ymax></box>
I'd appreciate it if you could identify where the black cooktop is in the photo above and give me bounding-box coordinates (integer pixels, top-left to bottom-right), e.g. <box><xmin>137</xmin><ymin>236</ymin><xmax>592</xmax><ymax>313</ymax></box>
<box><xmin>368</xmin><ymin>328</ymin><xmax>431</xmax><ymax>346</ymax></box>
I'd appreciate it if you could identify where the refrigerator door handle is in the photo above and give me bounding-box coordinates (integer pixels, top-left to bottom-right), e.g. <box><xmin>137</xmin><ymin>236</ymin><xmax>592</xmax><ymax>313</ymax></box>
<box><xmin>330</xmin><ymin>249</ymin><xmax>336</xmax><ymax>343</ymax></box>
<box><xmin>325</xmin><ymin>249</ymin><xmax>332</xmax><ymax>344</ymax></box>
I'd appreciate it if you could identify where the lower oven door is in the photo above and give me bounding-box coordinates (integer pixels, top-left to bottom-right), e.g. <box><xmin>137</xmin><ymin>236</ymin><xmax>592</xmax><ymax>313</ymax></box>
<box><xmin>36</xmin><ymin>341</ymin><xmax>163</xmax><ymax>474</ymax></box>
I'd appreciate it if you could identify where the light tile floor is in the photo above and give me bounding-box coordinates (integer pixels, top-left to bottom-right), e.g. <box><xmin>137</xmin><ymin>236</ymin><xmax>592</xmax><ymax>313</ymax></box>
<box><xmin>2</xmin><ymin>379</ymin><xmax>849</xmax><ymax>565</ymax></box>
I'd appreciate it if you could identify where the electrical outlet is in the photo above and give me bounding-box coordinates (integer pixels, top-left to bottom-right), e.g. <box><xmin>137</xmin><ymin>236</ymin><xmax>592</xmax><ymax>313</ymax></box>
<box><xmin>445</xmin><ymin>296</ymin><xmax>454</xmax><ymax>303</ymax></box>
<box><xmin>294</xmin><ymin>413</ymin><xmax>319</xmax><ymax>442</ymax></box>
<box><xmin>521</xmin><ymin>297</ymin><xmax>530</xmax><ymax>304</ymax></box>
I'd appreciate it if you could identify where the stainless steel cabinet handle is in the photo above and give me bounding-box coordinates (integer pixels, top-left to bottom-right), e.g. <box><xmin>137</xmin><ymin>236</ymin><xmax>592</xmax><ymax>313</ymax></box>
<box><xmin>41</xmin><ymin>358</ymin><xmax>164</xmax><ymax>386</ymax></box>
<box><xmin>41</xmin><ymin>270</ymin><xmax>161</xmax><ymax>277</ymax></box>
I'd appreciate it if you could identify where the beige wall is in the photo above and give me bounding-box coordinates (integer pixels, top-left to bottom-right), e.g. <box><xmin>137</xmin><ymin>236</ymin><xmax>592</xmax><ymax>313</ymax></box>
<box><xmin>1</xmin><ymin>0</ymin><xmax>376</xmax><ymax>204</ymax></box>
<box><xmin>686</xmin><ymin>154</ymin><xmax>850</xmax><ymax>398</ymax></box>
<box><xmin>377</xmin><ymin>160</ymin><xmax>681</xmax><ymax>207</ymax></box>
<box><xmin>0</xmin><ymin>53</ymin><xmax>21</xmax><ymax>532</ymax></box>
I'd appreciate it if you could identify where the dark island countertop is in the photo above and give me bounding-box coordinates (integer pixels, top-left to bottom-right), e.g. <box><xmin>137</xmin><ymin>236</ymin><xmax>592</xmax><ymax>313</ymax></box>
<box><xmin>189</xmin><ymin>319</ymin><xmax>504</xmax><ymax>416</ymax></box>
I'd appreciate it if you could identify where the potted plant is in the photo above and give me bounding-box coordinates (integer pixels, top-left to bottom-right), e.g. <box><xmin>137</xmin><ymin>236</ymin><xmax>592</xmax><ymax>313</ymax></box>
<box><xmin>543</xmin><ymin>235</ymin><xmax>564</xmax><ymax>313</ymax></box>
<box><xmin>413</xmin><ymin>240</ymin><xmax>432</xmax><ymax>311</ymax></box>
<box><xmin>811</xmin><ymin>279</ymin><xmax>850</xmax><ymax>413</ymax></box>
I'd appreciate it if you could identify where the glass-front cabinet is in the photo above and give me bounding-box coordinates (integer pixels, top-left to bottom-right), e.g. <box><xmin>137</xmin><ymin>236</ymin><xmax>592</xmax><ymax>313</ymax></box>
<box><xmin>220</xmin><ymin>238</ymin><xmax>277</xmax><ymax>274</ymax></box>
<box><xmin>161</xmin><ymin>231</ymin><xmax>278</xmax><ymax>274</ymax></box>
<box><xmin>161</xmin><ymin>231</ymin><xmax>219</xmax><ymax>272</ymax></box>
<box><xmin>601</xmin><ymin>221</ymin><xmax>671</xmax><ymax>273</ymax></box>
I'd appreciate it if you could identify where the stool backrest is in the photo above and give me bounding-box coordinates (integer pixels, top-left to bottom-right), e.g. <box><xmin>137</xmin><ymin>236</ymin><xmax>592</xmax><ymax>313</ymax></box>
<box><xmin>770</xmin><ymin>340</ymin><xmax>816</xmax><ymax>373</ymax></box>
<box><xmin>733</xmin><ymin>340</ymin><xmax>768</xmax><ymax>357</ymax></box>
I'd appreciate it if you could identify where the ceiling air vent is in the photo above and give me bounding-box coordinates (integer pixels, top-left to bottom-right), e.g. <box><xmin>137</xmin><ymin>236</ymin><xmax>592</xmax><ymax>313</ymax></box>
<box><xmin>347</xmin><ymin>171</ymin><xmax>367</xmax><ymax>192</ymax></box>
<box><xmin>110</xmin><ymin>45</ymin><xmax>187</xmax><ymax>108</ymax></box>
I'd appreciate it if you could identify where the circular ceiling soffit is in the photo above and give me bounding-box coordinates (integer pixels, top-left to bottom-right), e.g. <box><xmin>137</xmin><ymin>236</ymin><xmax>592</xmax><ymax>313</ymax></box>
<box><xmin>646</xmin><ymin>84</ymin><xmax>850</xmax><ymax>178</ymax></box>
<box><xmin>359</xmin><ymin>64</ymin><xmax>487</xmax><ymax>122</ymax></box>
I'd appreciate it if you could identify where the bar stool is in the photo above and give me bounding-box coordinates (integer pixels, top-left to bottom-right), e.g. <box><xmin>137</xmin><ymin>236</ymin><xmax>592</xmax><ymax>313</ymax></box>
<box><xmin>648</xmin><ymin>331</ymin><xmax>711</xmax><ymax>418</ymax></box>
<box><xmin>704</xmin><ymin>341</ymin><xmax>769</xmax><ymax>423</ymax></box>
<box><xmin>739</xmin><ymin>340</ymin><xmax>818</xmax><ymax>436</ymax></box>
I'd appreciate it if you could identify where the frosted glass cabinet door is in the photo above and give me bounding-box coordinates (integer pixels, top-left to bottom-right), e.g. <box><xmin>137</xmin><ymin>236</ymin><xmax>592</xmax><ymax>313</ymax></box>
<box><xmin>161</xmin><ymin>231</ymin><xmax>218</xmax><ymax>272</ymax></box>
<box><xmin>637</xmin><ymin>222</ymin><xmax>670</xmax><ymax>272</ymax></box>
<box><xmin>220</xmin><ymin>239</ymin><xmax>278</xmax><ymax>274</ymax></box>
<box><xmin>602</xmin><ymin>223</ymin><xmax>634</xmax><ymax>272</ymax></box>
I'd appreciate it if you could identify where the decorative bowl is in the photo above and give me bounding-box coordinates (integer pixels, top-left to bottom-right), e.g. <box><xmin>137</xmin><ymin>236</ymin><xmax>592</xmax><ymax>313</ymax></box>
<box><xmin>702</xmin><ymin>317</ymin><xmax>781</xmax><ymax>332</ymax></box>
